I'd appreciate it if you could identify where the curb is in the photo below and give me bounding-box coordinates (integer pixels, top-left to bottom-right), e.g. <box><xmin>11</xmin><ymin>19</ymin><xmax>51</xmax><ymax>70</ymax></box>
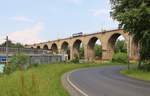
<box><xmin>67</xmin><ymin>70</ymin><xmax>89</xmax><ymax>96</ymax></box>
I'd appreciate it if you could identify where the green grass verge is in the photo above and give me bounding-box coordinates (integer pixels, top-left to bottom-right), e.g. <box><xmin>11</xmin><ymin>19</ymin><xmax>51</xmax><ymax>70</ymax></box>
<box><xmin>0</xmin><ymin>62</ymin><xmax>111</xmax><ymax>96</ymax></box>
<box><xmin>121</xmin><ymin>68</ymin><xmax>150</xmax><ymax>81</ymax></box>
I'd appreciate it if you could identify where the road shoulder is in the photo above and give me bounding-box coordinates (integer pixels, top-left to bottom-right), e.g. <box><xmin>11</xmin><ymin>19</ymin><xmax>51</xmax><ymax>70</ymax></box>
<box><xmin>61</xmin><ymin>71</ymin><xmax>86</xmax><ymax>96</ymax></box>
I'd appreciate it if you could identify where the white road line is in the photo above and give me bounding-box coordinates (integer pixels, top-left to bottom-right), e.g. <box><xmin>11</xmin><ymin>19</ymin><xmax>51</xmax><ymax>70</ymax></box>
<box><xmin>67</xmin><ymin>70</ymin><xmax>89</xmax><ymax>96</ymax></box>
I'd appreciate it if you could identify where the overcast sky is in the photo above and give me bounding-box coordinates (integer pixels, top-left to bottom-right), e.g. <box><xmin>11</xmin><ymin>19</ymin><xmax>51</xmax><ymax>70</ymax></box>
<box><xmin>0</xmin><ymin>0</ymin><xmax>118</xmax><ymax>44</ymax></box>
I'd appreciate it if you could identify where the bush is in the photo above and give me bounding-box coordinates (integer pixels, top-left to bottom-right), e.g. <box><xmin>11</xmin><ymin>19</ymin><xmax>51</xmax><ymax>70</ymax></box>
<box><xmin>4</xmin><ymin>53</ymin><xmax>29</xmax><ymax>74</ymax></box>
<box><xmin>140</xmin><ymin>63</ymin><xmax>150</xmax><ymax>71</ymax></box>
<box><xmin>112</xmin><ymin>52</ymin><xmax>128</xmax><ymax>64</ymax></box>
<box><xmin>31</xmin><ymin>63</ymin><xmax>39</xmax><ymax>68</ymax></box>
<box><xmin>4</xmin><ymin>63</ymin><xmax>17</xmax><ymax>74</ymax></box>
<box><xmin>70</xmin><ymin>55</ymin><xmax>80</xmax><ymax>64</ymax></box>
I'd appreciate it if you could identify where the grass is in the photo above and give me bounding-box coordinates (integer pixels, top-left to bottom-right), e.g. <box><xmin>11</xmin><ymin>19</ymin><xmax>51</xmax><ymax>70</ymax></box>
<box><xmin>0</xmin><ymin>62</ymin><xmax>111</xmax><ymax>96</ymax></box>
<box><xmin>121</xmin><ymin>68</ymin><xmax>150</xmax><ymax>81</ymax></box>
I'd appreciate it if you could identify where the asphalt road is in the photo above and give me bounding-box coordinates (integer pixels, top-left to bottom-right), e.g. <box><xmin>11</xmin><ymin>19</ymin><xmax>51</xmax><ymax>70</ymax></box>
<box><xmin>68</xmin><ymin>66</ymin><xmax>150</xmax><ymax>96</ymax></box>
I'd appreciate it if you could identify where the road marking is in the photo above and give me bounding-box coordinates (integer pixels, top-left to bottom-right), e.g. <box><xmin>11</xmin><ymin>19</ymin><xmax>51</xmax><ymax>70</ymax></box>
<box><xmin>67</xmin><ymin>70</ymin><xmax>89</xmax><ymax>96</ymax></box>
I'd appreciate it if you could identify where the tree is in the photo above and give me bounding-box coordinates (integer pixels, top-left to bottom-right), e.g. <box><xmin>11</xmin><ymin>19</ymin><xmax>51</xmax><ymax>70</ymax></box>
<box><xmin>94</xmin><ymin>44</ymin><xmax>102</xmax><ymax>58</ymax></box>
<box><xmin>110</xmin><ymin>0</ymin><xmax>150</xmax><ymax>68</ymax></box>
<box><xmin>115</xmin><ymin>40</ymin><xmax>127</xmax><ymax>53</ymax></box>
<box><xmin>79</xmin><ymin>46</ymin><xmax>84</xmax><ymax>59</ymax></box>
<box><xmin>0</xmin><ymin>40</ymin><xmax>24</xmax><ymax>48</ymax></box>
<box><xmin>11</xmin><ymin>53</ymin><xmax>29</xmax><ymax>70</ymax></box>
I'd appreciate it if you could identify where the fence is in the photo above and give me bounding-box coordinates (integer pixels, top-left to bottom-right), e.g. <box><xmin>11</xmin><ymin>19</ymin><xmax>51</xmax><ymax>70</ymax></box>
<box><xmin>0</xmin><ymin>47</ymin><xmax>51</xmax><ymax>55</ymax></box>
<box><xmin>0</xmin><ymin>54</ymin><xmax>67</xmax><ymax>64</ymax></box>
<box><xmin>29</xmin><ymin>54</ymin><xmax>65</xmax><ymax>64</ymax></box>
<box><xmin>0</xmin><ymin>47</ymin><xmax>68</xmax><ymax>64</ymax></box>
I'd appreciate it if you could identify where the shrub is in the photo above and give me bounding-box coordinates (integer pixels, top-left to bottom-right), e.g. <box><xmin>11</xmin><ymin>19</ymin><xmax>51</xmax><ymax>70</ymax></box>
<box><xmin>70</xmin><ymin>55</ymin><xmax>80</xmax><ymax>64</ymax></box>
<box><xmin>31</xmin><ymin>63</ymin><xmax>39</xmax><ymax>68</ymax></box>
<box><xmin>112</xmin><ymin>52</ymin><xmax>128</xmax><ymax>64</ymax></box>
<box><xmin>4</xmin><ymin>63</ymin><xmax>17</xmax><ymax>74</ymax></box>
<box><xmin>140</xmin><ymin>63</ymin><xmax>150</xmax><ymax>71</ymax></box>
<box><xmin>4</xmin><ymin>53</ymin><xmax>29</xmax><ymax>74</ymax></box>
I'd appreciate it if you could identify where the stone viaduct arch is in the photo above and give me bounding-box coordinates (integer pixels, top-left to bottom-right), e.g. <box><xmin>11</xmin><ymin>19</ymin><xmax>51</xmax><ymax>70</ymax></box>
<box><xmin>72</xmin><ymin>39</ymin><xmax>83</xmax><ymax>59</ymax></box>
<box><xmin>105</xmin><ymin>33</ymin><xmax>128</xmax><ymax>60</ymax></box>
<box><xmin>61</xmin><ymin>41</ymin><xmax>70</xmax><ymax>59</ymax></box>
<box><xmin>87</xmin><ymin>36</ymin><xmax>102</xmax><ymax>61</ymax></box>
<box><xmin>51</xmin><ymin>43</ymin><xmax>58</xmax><ymax>54</ymax></box>
<box><xmin>43</xmin><ymin>44</ymin><xmax>49</xmax><ymax>50</ymax></box>
<box><xmin>61</xmin><ymin>41</ymin><xmax>69</xmax><ymax>53</ymax></box>
<box><xmin>37</xmin><ymin>46</ymin><xmax>41</xmax><ymax>49</ymax></box>
<box><xmin>26</xmin><ymin>29</ymin><xmax>139</xmax><ymax>61</ymax></box>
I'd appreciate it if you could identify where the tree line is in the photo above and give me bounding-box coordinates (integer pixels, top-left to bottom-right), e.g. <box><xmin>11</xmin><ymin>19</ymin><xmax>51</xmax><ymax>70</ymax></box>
<box><xmin>0</xmin><ymin>40</ymin><xmax>24</xmax><ymax>48</ymax></box>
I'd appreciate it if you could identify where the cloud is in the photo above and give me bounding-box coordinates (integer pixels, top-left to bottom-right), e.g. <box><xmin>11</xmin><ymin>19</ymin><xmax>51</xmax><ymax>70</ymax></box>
<box><xmin>7</xmin><ymin>22</ymin><xmax>44</xmax><ymax>44</ymax></box>
<box><xmin>89</xmin><ymin>9</ymin><xmax>110</xmax><ymax>17</ymax></box>
<box><xmin>10</xmin><ymin>16</ymin><xmax>33</xmax><ymax>22</ymax></box>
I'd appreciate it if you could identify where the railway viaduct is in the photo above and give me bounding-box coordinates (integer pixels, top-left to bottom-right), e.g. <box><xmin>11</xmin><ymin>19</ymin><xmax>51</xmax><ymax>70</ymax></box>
<box><xmin>26</xmin><ymin>29</ymin><xmax>139</xmax><ymax>61</ymax></box>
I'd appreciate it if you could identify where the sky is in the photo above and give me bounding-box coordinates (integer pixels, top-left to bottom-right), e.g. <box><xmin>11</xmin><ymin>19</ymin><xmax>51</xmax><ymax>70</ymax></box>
<box><xmin>0</xmin><ymin>0</ymin><xmax>119</xmax><ymax>44</ymax></box>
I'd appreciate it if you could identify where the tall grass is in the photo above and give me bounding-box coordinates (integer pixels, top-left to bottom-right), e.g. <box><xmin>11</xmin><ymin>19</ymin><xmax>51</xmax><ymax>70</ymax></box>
<box><xmin>0</xmin><ymin>63</ymin><xmax>104</xmax><ymax>96</ymax></box>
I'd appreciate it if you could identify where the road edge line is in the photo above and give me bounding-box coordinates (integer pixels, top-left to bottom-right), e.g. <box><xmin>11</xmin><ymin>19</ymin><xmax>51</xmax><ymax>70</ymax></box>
<box><xmin>67</xmin><ymin>70</ymin><xmax>89</xmax><ymax>96</ymax></box>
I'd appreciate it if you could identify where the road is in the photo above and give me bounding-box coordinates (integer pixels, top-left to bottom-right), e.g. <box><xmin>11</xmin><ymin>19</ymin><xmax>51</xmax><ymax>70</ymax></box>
<box><xmin>67</xmin><ymin>66</ymin><xmax>150</xmax><ymax>96</ymax></box>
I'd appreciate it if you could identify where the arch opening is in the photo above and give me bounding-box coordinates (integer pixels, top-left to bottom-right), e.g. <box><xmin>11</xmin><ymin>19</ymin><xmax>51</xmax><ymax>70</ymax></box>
<box><xmin>114</xmin><ymin>35</ymin><xmax>127</xmax><ymax>53</ymax></box>
<box><xmin>108</xmin><ymin>33</ymin><xmax>127</xmax><ymax>59</ymax></box>
<box><xmin>37</xmin><ymin>46</ymin><xmax>41</xmax><ymax>49</ymax></box>
<box><xmin>61</xmin><ymin>42</ymin><xmax>70</xmax><ymax>60</ymax></box>
<box><xmin>43</xmin><ymin>44</ymin><xmax>49</xmax><ymax>50</ymax></box>
<box><xmin>87</xmin><ymin>37</ymin><xmax>102</xmax><ymax>61</ymax></box>
<box><xmin>73</xmin><ymin>39</ymin><xmax>84</xmax><ymax>59</ymax></box>
<box><xmin>51</xmin><ymin>43</ymin><xmax>58</xmax><ymax>54</ymax></box>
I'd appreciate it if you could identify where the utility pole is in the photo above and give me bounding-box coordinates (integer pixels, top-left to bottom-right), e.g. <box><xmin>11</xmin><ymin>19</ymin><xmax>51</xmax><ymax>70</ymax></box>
<box><xmin>128</xmin><ymin>34</ymin><xmax>131</xmax><ymax>70</ymax></box>
<box><xmin>6</xmin><ymin>36</ymin><xmax>9</xmax><ymax>65</ymax></box>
